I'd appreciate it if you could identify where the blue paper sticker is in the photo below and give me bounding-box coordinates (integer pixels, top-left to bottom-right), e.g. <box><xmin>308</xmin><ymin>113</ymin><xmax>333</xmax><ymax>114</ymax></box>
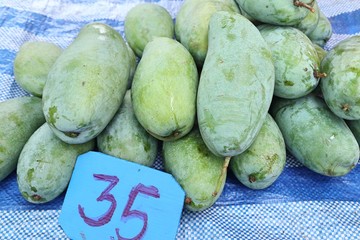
<box><xmin>59</xmin><ymin>151</ymin><xmax>185</xmax><ymax>240</ymax></box>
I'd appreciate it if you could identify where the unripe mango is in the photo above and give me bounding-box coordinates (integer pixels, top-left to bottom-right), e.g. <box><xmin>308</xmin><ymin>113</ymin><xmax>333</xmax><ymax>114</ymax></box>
<box><xmin>163</xmin><ymin>128</ymin><xmax>226</xmax><ymax>211</ymax></box>
<box><xmin>236</xmin><ymin>0</ymin><xmax>316</xmax><ymax>26</ymax></box>
<box><xmin>125</xmin><ymin>3</ymin><xmax>174</xmax><ymax>57</ymax></box>
<box><xmin>17</xmin><ymin>123</ymin><xmax>95</xmax><ymax>204</ymax></box>
<box><xmin>0</xmin><ymin>96</ymin><xmax>45</xmax><ymax>182</ymax></box>
<box><xmin>270</xmin><ymin>94</ymin><xmax>359</xmax><ymax>177</ymax></box>
<box><xmin>258</xmin><ymin>25</ymin><xmax>321</xmax><ymax>99</ymax></box>
<box><xmin>197</xmin><ymin>11</ymin><xmax>275</xmax><ymax>157</ymax></box>
<box><xmin>97</xmin><ymin>90</ymin><xmax>158</xmax><ymax>167</ymax></box>
<box><xmin>230</xmin><ymin>114</ymin><xmax>286</xmax><ymax>189</ymax></box>
<box><xmin>14</xmin><ymin>41</ymin><xmax>62</xmax><ymax>97</ymax></box>
<box><xmin>320</xmin><ymin>36</ymin><xmax>360</xmax><ymax>120</ymax></box>
<box><xmin>131</xmin><ymin>37</ymin><xmax>198</xmax><ymax>141</ymax></box>
<box><xmin>175</xmin><ymin>0</ymin><xmax>240</xmax><ymax>66</ymax></box>
<box><xmin>42</xmin><ymin>22</ymin><xmax>130</xmax><ymax>144</ymax></box>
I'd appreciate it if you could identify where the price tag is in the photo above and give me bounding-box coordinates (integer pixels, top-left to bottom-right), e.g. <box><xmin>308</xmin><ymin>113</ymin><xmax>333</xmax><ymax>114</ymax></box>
<box><xmin>59</xmin><ymin>151</ymin><xmax>185</xmax><ymax>240</ymax></box>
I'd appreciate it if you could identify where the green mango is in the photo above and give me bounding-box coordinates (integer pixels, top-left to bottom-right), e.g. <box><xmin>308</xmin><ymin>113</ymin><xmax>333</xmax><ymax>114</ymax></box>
<box><xmin>347</xmin><ymin>119</ymin><xmax>360</xmax><ymax>146</ymax></box>
<box><xmin>131</xmin><ymin>37</ymin><xmax>198</xmax><ymax>141</ymax></box>
<box><xmin>14</xmin><ymin>41</ymin><xmax>62</xmax><ymax>97</ymax></box>
<box><xmin>294</xmin><ymin>0</ymin><xmax>320</xmax><ymax>35</ymax></box>
<box><xmin>97</xmin><ymin>90</ymin><xmax>158</xmax><ymax>167</ymax></box>
<box><xmin>230</xmin><ymin>114</ymin><xmax>286</xmax><ymax>189</ymax></box>
<box><xmin>42</xmin><ymin>22</ymin><xmax>130</xmax><ymax>144</ymax></box>
<box><xmin>320</xmin><ymin>36</ymin><xmax>360</xmax><ymax>120</ymax></box>
<box><xmin>270</xmin><ymin>94</ymin><xmax>359</xmax><ymax>177</ymax></box>
<box><xmin>258</xmin><ymin>25</ymin><xmax>322</xmax><ymax>99</ymax></box>
<box><xmin>175</xmin><ymin>0</ymin><xmax>240</xmax><ymax>67</ymax></box>
<box><xmin>307</xmin><ymin>9</ymin><xmax>332</xmax><ymax>47</ymax></box>
<box><xmin>313</xmin><ymin>43</ymin><xmax>327</xmax><ymax>62</ymax></box>
<box><xmin>197</xmin><ymin>11</ymin><xmax>274</xmax><ymax>157</ymax></box>
<box><xmin>0</xmin><ymin>97</ymin><xmax>45</xmax><ymax>182</ymax></box>
<box><xmin>126</xmin><ymin>43</ymin><xmax>138</xmax><ymax>89</ymax></box>
<box><xmin>17</xmin><ymin>123</ymin><xmax>95</xmax><ymax>204</ymax></box>
<box><xmin>124</xmin><ymin>3</ymin><xmax>174</xmax><ymax>57</ymax></box>
<box><xmin>163</xmin><ymin>128</ymin><xmax>226</xmax><ymax>211</ymax></box>
<box><xmin>236</xmin><ymin>0</ymin><xmax>315</xmax><ymax>26</ymax></box>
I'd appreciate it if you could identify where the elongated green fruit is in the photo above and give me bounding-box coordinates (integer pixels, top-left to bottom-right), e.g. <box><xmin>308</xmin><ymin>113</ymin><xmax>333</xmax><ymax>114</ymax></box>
<box><xmin>258</xmin><ymin>25</ymin><xmax>321</xmax><ymax>99</ymax></box>
<box><xmin>97</xmin><ymin>90</ymin><xmax>158</xmax><ymax>167</ymax></box>
<box><xmin>175</xmin><ymin>0</ymin><xmax>240</xmax><ymax>67</ymax></box>
<box><xmin>0</xmin><ymin>96</ymin><xmax>45</xmax><ymax>182</ymax></box>
<box><xmin>270</xmin><ymin>94</ymin><xmax>359</xmax><ymax>176</ymax></box>
<box><xmin>14</xmin><ymin>41</ymin><xmax>62</xmax><ymax>97</ymax></box>
<box><xmin>236</xmin><ymin>0</ymin><xmax>315</xmax><ymax>26</ymax></box>
<box><xmin>163</xmin><ymin>128</ymin><xmax>226</xmax><ymax>211</ymax></box>
<box><xmin>42</xmin><ymin>22</ymin><xmax>130</xmax><ymax>144</ymax></box>
<box><xmin>320</xmin><ymin>36</ymin><xmax>360</xmax><ymax>120</ymax></box>
<box><xmin>132</xmin><ymin>37</ymin><xmax>198</xmax><ymax>141</ymax></box>
<box><xmin>230</xmin><ymin>114</ymin><xmax>286</xmax><ymax>189</ymax></box>
<box><xmin>17</xmin><ymin>123</ymin><xmax>95</xmax><ymax>204</ymax></box>
<box><xmin>197</xmin><ymin>11</ymin><xmax>275</xmax><ymax>157</ymax></box>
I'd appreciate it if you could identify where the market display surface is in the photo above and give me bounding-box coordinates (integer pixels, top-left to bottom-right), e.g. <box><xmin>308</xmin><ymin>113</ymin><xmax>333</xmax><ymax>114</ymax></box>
<box><xmin>1</xmin><ymin>0</ymin><xmax>360</xmax><ymax>239</ymax></box>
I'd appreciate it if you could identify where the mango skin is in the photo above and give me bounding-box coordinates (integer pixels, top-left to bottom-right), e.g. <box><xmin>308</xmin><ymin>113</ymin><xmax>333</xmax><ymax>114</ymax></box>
<box><xmin>197</xmin><ymin>11</ymin><xmax>275</xmax><ymax>157</ymax></box>
<box><xmin>17</xmin><ymin>123</ymin><xmax>95</xmax><ymax>204</ymax></box>
<box><xmin>270</xmin><ymin>94</ymin><xmax>359</xmax><ymax>177</ymax></box>
<box><xmin>258</xmin><ymin>25</ymin><xmax>320</xmax><ymax>99</ymax></box>
<box><xmin>236</xmin><ymin>0</ymin><xmax>315</xmax><ymax>26</ymax></box>
<box><xmin>294</xmin><ymin>0</ymin><xmax>320</xmax><ymax>35</ymax></box>
<box><xmin>131</xmin><ymin>37</ymin><xmax>198</xmax><ymax>141</ymax></box>
<box><xmin>42</xmin><ymin>22</ymin><xmax>130</xmax><ymax>144</ymax></box>
<box><xmin>320</xmin><ymin>36</ymin><xmax>360</xmax><ymax>120</ymax></box>
<box><xmin>0</xmin><ymin>97</ymin><xmax>45</xmax><ymax>182</ymax></box>
<box><xmin>124</xmin><ymin>3</ymin><xmax>174</xmax><ymax>57</ymax></box>
<box><xmin>97</xmin><ymin>90</ymin><xmax>158</xmax><ymax>167</ymax></box>
<box><xmin>347</xmin><ymin>119</ymin><xmax>360</xmax><ymax>146</ymax></box>
<box><xmin>175</xmin><ymin>0</ymin><xmax>240</xmax><ymax>67</ymax></box>
<box><xmin>307</xmin><ymin>10</ymin><xmax>332</xmax><ymax>47</ymax></box>
<box><xmin>230</xmin><ymin>114</ymin><xmax>286</xmax><ymax>190</ymax></box>
<box><xmin>162</xmin><ymin>128</ymin><xmax>226</xmax><ymax>211</ymax></box>
<box><xmin>13</xmin><ymin>41</ymin><xmax>62</xmax><ymax>97</ymax></box>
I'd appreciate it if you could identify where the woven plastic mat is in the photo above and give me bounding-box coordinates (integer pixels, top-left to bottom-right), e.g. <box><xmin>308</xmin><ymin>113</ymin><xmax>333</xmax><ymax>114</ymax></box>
<box><xmin>1</xmin><ymin>0</ymin><xmax>360</xmax><ymax>239</ymax></box>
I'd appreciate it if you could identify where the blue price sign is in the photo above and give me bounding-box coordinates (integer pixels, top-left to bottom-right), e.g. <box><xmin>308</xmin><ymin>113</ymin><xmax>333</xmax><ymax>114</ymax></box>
<box><xmin>59</xmin><ymin>151</ymin><xmax>185</xmax><ymax>240</ymax></box>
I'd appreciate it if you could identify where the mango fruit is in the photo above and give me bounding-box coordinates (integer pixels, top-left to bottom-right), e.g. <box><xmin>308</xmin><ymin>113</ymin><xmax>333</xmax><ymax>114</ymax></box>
<box><xmin>236</xmin><ymin>0</ymin><xmax>316</xmax><ymax>26</ymax></box>
<box><xmin>124</xmin><ymin>3</ymin><xmax>174</xmax><ymax>57</ymax></box>
<box><xmin>17</xmin><ymin>123</ymin><xmax>95</xmax><ymax>204</ymax></box>
<box><xmin>258</xmin><ymin>25</ymin><xmax>321</xmax><ymax>99</ymax></box>
<box><xmin>97</xmin><ymin>90</ymin><xmax>158</xmax><ymax>167</ymax></box>
<box><xmin>197</xmin><ymin>11</ymin><xmax>274</xmax><ymax>157</ymax></box>
<box><xmin>320</xmin><ymin>36</ymin><xmax>360</xmax><ymax>120</ymax></box>
<box><xmin>175</xmin><ymin>0</ymin><xmax>240</xmax><ymax>67</ymax></box>
<box><xmin>42</xmin><ymin>22</ymin><xmax>130</xmax><ymax>144</ymax></box>
<box><xmin>131</xmin><ymin>37</ymin><xmax>198</xmax><ymax>141</ymax></box>
<box><xmin>0</xmin><ymin>96</ymin><xmax>45</xmax><ymax>182</ymax></box>
<box><xmin>230</xmin><ymin>114</ymin><xmax>286</xmax><ymax>189</ymax></box>
<box><xmin>307</xmin><ymin>9</ymin><xmax>332</xmax><ymax>47</ymax></box>
<box><xmin>294</xmin><ymin>0</ymin><xmax>320</xmax><ymax>35</ymax></box>
<box><xmin>163</xmin><ymin>128</ymin><xmax>226</xmax><ymax>211</ymax></box>
<box><xmin>14</xmin><ymin>41</ymin><xmax>62</xmax><ymax>97</ymax></box>
<box><xmin>270</xmin><ymin>94</ymin><xmax>359</xmax><ymax>177</ymax></box>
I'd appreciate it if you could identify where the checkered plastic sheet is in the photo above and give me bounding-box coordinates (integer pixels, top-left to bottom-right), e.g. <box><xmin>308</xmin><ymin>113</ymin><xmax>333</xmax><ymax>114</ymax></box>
<box><xmin>1</xmin><ymin>0</ymin><xmax>360</xmax><ymax>239</ymax></box>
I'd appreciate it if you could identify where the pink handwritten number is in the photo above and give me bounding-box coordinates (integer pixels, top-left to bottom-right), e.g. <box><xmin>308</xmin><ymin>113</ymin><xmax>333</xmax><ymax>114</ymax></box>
<box><xmin>115</xmin><ymin>183</ymin><xmax>160</xmax><ymax>240</ymax></box>
<box><xmin>78</xmin><ymin>174</ymin><xmax>119</xmax><ymax>226</ymax></box>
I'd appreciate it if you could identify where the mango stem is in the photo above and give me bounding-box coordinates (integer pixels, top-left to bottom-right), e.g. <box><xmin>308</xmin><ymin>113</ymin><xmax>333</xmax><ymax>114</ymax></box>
<box><xmin>212</xmin><ymin>156</ymin><xmax>231</xmax><ymax>197</ymax></box>
<box><xmin>293</xmin><ymin>0</ymin><xmax>315</xmax><ymax>13</ymax></box>
<box><xmin>314</xmin><ymin>70</ymin><xmax>327</xmax><ymax>78</ymax></box>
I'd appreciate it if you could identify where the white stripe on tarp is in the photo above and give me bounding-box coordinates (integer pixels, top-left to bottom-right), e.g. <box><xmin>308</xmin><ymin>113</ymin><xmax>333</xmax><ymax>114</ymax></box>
<box><xmin>318</xmin><ymin>0</ymin><xmax>360</xmax><ymax>18</ymax></box>
<box><xmin>0</xmin><ymin>0</ymin><xmax>184</xmax><ymax>21</ymax></box>
<box><xmin>0</xmin><ymin>27</ymin><xmax>74</xmax><ymax>51</ymax></box>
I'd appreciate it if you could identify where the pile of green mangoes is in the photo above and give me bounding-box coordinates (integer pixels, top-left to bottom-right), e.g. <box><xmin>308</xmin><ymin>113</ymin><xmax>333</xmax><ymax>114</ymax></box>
<box><xmin>1</xmin><ymin>0</ymin><xmax>360</xmax><ymax>212</ymax></box>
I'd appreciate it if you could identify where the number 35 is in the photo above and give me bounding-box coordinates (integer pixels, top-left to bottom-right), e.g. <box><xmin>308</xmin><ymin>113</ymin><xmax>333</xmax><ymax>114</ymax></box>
<box><xmin>78</xmin><ymin>173</ymin><xmax>160</xmax><ymax>239</ymax></box>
